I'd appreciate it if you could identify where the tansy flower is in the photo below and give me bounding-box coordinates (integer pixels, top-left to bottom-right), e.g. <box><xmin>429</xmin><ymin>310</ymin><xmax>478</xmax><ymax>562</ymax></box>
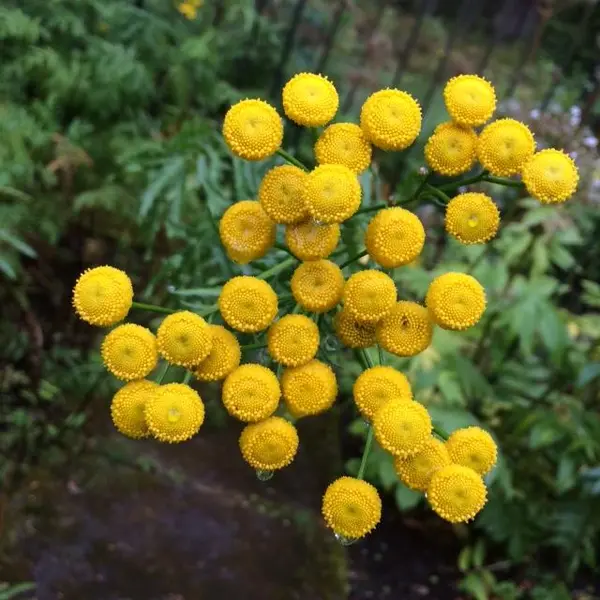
<box><xmin>334</xmin><ymin>308</ymin><xmax>377</xmax><ymax>349</ymax></box>
<box><xmin>282</xmin><ymin>359</ymin><xmax>337</xmax><ymax>418</ymax></box>
<box><xmin>365</xmin><ymin>207</ymin><xmax>425</xmax><ymax>268</ymax></box>
<box><xmin>223</xmin><ymin>99</ymin><xmax>283</xmax><ymax>161</ymax></box>
<box><xmin>145</xmin><ymin>383</ymin><xmax>205</xmax><ymax>443</ymax></box>
<box><xmin>219</xmin><ymin>276</ymin><xmax>278</xmax><ymax>333</ymax></box>
<box><xmin>427</xmin><ymin>464</ymin><xmax>487</xmax><ymax>523</ymax></box>
<box><xmin>239</xmin><ymin>416</ymin><xmax>299</xmax><ymax>471</ymax></box>
<box><xmin>73</xmin><ymin>266</ymin><xmax>133</xmax><ymax>327</ymax></box>
<box><xmin>360</xmin><ymin>89</ymin><xmax>422</xmax><ymax>151</ymax></box>
<box><xmin>372</xmin><ymin>399</ymin><xmax>432</xmax><ymax>458</ymax></box>
<box><xmin>267</xmin><ymin>314</ymin><xmax>319</xmax><ymax>367</ymax></box>
<box><xmin>343</xmin><ymin>270</ymin><xmax>396</xmax><ymax>324</ymax></box>
<box><xmin>443</xmin><ymin>74</ymin><xmax>496</xmax><ymax>126</ymax></box>
<box><xmin>426</xmin><ymin>272</ymin><xmax>486</xmax><ymax>331</ymax></box>
<box><xmin>353</xmin><ymin>366</ymin><xmax>412</xmax><ymax>421</ymax></box>
<box><xmin>376</xmin><ymin>301</ymin><xmax>433</xmax><ymax>357</ymax></box>
<box><xmin>178</xmin><ymin>3</ymin><xmax>197</xmax><ymax>19</ymax></box>
<box><xmin>258</xmin><ymin>165</ymin><xmax>309</xmax><ymax>224</ymax></box>
<box><xmin>445</xmin><ymin>192</ymin><xmax>500</xmax><ymax>245</ymax></box>
<box><xmin>302</xmin><ymin>164</ymin><xmax>362</xmax><ymax>224</ymax></box>
<box><xmin>156</xmin><ymin>311</ymin><xmax>212</xmax><ymax>367</ymax></box>
<box><xmin>110</xmin><ymin>380</ymin><xmax>157</xmax><ymax>439</ymax></box>
<box><xmin>424</xmin><ymin>121</ymin><xmax>477</xmax><ymax>176</ymax></box>
<box><xmin>521</xmin><ymin>148</ymin><xmax>579</xmax><ymax>204</ymax></box>
<box><xmin>314</xmin><ymin>123</ymin><xmax>372</xmax><ymax>174</ymax></box>
<box><xmin>445</xmin><ymin>426</ymin><xmax>497</xmax><ymax>476</ymax></box>
<box><xmin>291</xmin><ymin>259</ymin><xmax>344</xmax><ymax>313</ymax></box>
<box><xmin>101</xmin><ymin>324</ymin><xmax>158</xmax><ymax>381</ymax></box>
<box><xmin>394</xmin><ymin>437</ymin><xmax>451</xmax><ymax>492</ymax></box>
<box><xmin>285</xmin><ymin>220</ymin><xmax>340</xmax><ymax>261</ymax></box>
<box><xmin>222</xmin><ymin>364</ymin><xmax>280</xmax><ymax>422</ymax></box>
<box><xmin>478</xmin><ymin>118</ymin><xmax>535</xmax><ymax>176</ymax></box>
<box><xmin>322</xmin><ymin>476</ymin><xmax>382</xmax><ymax>540</ymax></box>
<box><xmin>282</xmin><ymin>72</ymin><xmax>338</xmax><ymax>127</ymax></box>
<box><xmin>193</xmin><ymin>325</ymin><xmax>241</xmax><ymax>382</ymax></box>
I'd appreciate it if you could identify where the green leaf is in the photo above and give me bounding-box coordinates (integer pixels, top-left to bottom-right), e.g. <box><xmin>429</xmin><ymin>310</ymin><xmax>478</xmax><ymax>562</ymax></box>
<box><xmin>428</xmin><ymin>406</ymin><xmax>479</xmax><ymax>434</ymax></box>
<box><xmin>556</xmin><ymin>456</ymin><xmax>576</xmax><ymax>494</ymax></box>
<box><xmin>378</xmin><ymin>455</ymin><xmax>398</xmax><ymax>491</ymax></box>
<box><xmin>459</xmin><ymin>572</ymin><xmax>489</xmax><ymax>600</ymax></box>
<box><xmin>0</xmin><ymin>582</ymin><xmax>36</xmax><ymax>600</ymax></box>
<box><xmin>0</xmin><ymin>256</ymin><xmax>17</xmax><ymax>279</ymax></box>
<box><xmin>394</xmin><ymin>484</ymin><xmax>421</xmax><ymax>511</ymax></box>
<box><xmin>458</xmin><ymin>545</ymin><xmax>472</xmax><ymax>572</ymax></box>
<box><xmin>472</xmin><ymin>539</ymin><xmax>486</xmax><ymax>568</ymax></box>
<box><xmin>0</xmin><ymin>229</ymin><xmax>36</xmax><ymax>257</ymax></box>
<box><xmin>577</xmin><ymin>363</ymin><xmax>600</xmax><ymax>388</ymax></box>
<box><xmin>437</xmin><ymin>371</ymin><xmax>464</xmax><ymax>405</ymax></box>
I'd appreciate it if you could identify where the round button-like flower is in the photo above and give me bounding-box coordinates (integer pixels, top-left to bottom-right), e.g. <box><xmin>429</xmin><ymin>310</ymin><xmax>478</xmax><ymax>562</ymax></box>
<box><xmin>101</xmin><ymin>324</ymin><xmax>158</xmax><ymax>381</ymax></box>
<box><xmin>193</xmin><ymin>325</ymin><xmax>241</xmax><ymax>382</ymax></box>
<box><xmin>343</xmin><ymin>270</ymin><xmax>396</xmax><ymax>324</ymax></box>
<box><xmin>314</xmin><ymin>123</ymin><xmax>372</xmax><ymax>174</ymax></box>
<box><xmin>353</xmin><ymin>366</ymin><xmax>412</xmax><ymax>421</ymax></box>
<box><xmin>334</xmin><ymin>309</ymin><xmax>377</xmax><ymax>349</ymax></box>
<box><xmin>267</xmin><ymin>314</ymin><xmax>319</xmax><ymax>367</ymax></box>
<box><xmin>443</xmin><ymin>74</ymin><xmax>496</xmax><ymax>126</ymax></box>
<box><xmin>376</xmin><ymin>301</ymin><xmax>433</xmax><ymax>357</ymax></box>
<box><xmin>219</xmin><ymin>200</ymin><xmax>275</xmax><ymax>264</ymax></box>
<box><xmin>239</xmin><ymin>416</ymin><xmax>299</xmax><ymax>471</ymax></box>
<box><xmin>445</xmin><ymin>426</ymin><xmax>497</xmax><ymax>476</ymax></box>
<box><xmin>427</xmin><ymin>464</ymin><xmax>487</xmax><ymax>523</ymax></box>
<box><xmin>110</xmin><ymin>379</ymin><xmax>157</xmax><ymax>439</ymax></box>
<box><xmin>477</xmin><ymin>118</ymin><xmax>535</xmax><ymax>176</ymax></box>
<box><xmin>365</xmin><ymin>207</ymin><xmax>425</xmax><ymax>268</ymax></box>
<box><xmin>73</xmin><ymin>266</ymin><xmax>133</xmax><ymax>327</ymax></box>
<box><xmin>282</xmin><ymin>72</ymin><xmax>338</xmax><ymax>127</ymax></box>
<box><xmin>157</xmin><ymin>311</ymin><xmax>212</xmax><ymax>367</ymax></box>
<box><xmin>285</xmin><ymin>220</ymin><xmax>340</xmax><ymax>261</ymax></box>
<box><xmin>145</xmin><ymin>383</ymin><xmax>205</xmax><ymax>443</ymax></box>
<box><xmin>372</xmin><ymin>399</ymin><xmax>432</xmax><ymax>458</ymax></box>
<box><xmin>394</xmin><ymin>437</ymin><xmax>451</xmax><ymax>492</ymax></box>
<box><xmin>445</xmin><ymin>192</ymin><xmax>500</xmax><ymax>245</ymax></box>
<box><xmin>222</xmin><ymin>364</ymin><xmax>280</xmax><ymax>422</ymax></box>
<box><xmin>426</xmin><ymin>272</ymin><xmax>486</xmax><ymax>331</ymax></box>
<box><xmin>282</xmin><ymin>359</ymin><xmax>337</xmax><ymax>418</ymax></box>
<box><xmin>258</xmin><ymin>165</ymin><xmax>309</xmax><ymax>224</ymax></box>
<box><xmin>424</xmin><ymin>121</ymin><xmax>477</xmax><ymax>176</ymax></box>
<box><xmin>522</xmin><ymin>148</ymin><xmax>579</xmax><ymax>204</ymax></box>
<box><xmin>360</xmin><ymin>89</ymin><xmax>422</xmax><ymax>151</ymax></box>
<box><xmin>291</xmin><ymin>259</ymin><xmax>344</xmax><ymax>313</ymax></box>
<box><xmin>322</xmin><ymin>476</ymin><xmax>382</xmax><ymax>540</ymax></box>
<box><xmin>219</xmin><ymin>276</ymin><xmax>278</xmax><ymax>333</ymax></box>
<box><xmin>222</xmin><ymin>99</ymin><xmax>283</xmax><ymax>161</ymax></box>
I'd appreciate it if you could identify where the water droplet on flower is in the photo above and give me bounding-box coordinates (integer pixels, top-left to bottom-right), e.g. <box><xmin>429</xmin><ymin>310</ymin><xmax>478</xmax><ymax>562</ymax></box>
<box><xmin>256</xmin><ymin>469</ymin><xmax>274</xmax><ymax>481</ymax></box>
<box><xmin>334</xmin><ymin>532</ymin><xmax>357</xmax><ymax>546</ymax></box>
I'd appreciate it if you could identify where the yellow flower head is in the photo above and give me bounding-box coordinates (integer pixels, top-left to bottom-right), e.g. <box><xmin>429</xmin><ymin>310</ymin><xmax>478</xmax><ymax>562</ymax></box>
<box><xmin>239</xmin><ymin>416</ymin><xmax>299</xmax><ymax>471</ymax></box>
<box><xmin>193</xmin><ymin>324</ymin><xmax>241</xmax><ymax>382</ymax></box>
<box><xmin>376</xmin><ymin>301</ymin><xmax>433</xmax><ymax>357</ymax></box>
<box><xmin>373</xmin><ymin>399</ymin><xmax>432</xmax><ymax>458</ymax></box>
<box><xmin>314</xmin><ymin>123</ymin><xmax>372</xmax><ymax>174</ymax></box>
<box><xmin>302</xmin><ymin>164</ymin><xmax>362</xmax><ymax>224</ymax></box>
<box><xmin>522</xmin><ymin>148</ymin><xmax>579</xmax><ymax>204</ymax></box>
<box><xmin>343</xmin><ymin>270</ymin><xmax>397</xmax><ymax>324</ymax></box>
<box><xmin>145</xmin><ymin>383</ymin><xmax>205</xmax><ymax>443</ymax></box>
<box><xmin>219</xmin><ymin>276</ymin><xmax>278</xmax><ymax>333</ymax></box>
<box><xmin>353</xmin><ymin>366</ymin><xmax>412</xmax><ymax>421</ymax></box>
<box><xmin>394</xmin><ymin>437</ymin><xmax>451</xmax><ymax>492</ymax></box>
<box><xmin>291</xmin><ymin>259</ymin><xmax>344</xmax><ymax>313</ymax></box>
<box><xmin>282</xmin><ymin>72</ymin><xmax>338</xmax><ymax>127</ymax></box>
<box><xmin>222</xmin><ymin>364</ymin><xmax>280</xmax><ymax>422</ymax></box>
<box><xmin>178</xmin><ymin>3</ymin><xmax>197</xmax><ymax>19</ymax></box>
<box><xmin>443</xmin><ymin>74</ymin><xmax>496</xmax><ymax>126</ymax></box>
<box><xmin>110</xmin><ymin>379</ymin><xmax>157</xmax><ymax>439</ymax></box>
<box><xmin>424</xmin><ymin>121</ymin><xmax>477</xmax><ymax>176</ymax></box>
<box><xmin>334</xmin><ymin>308</ymin><xmax>377</xmax><ymax>349</ymax></box>
<box><xmin>282</xmin><ymin>359</ymin><xmax>337</xmax><ymax>418</ymax></box>
<box><xmin>73</xmin><ymin>266</ymin><xmax>133</xmax><ymax>327</ymax></box>
<box><xmin>285</xmin><ymin>220</ymin><xmax>340</xmax><ymax>261</ymax></box>
<box><xmin>157</xmin><ymin>311</ymin><xmax>212</xmax><ymax>368</ymax></box>
<box><xmin>445</xmin><ymin>192</ymin><xmax>500</xmax><ymax>245</ymax></box>
<box><xmin>101</xmin><ymin>324</ymin><xmax>158</xmax><ymax>381</ymax></box>
<box><xmin>268</xmin><ymin>314</ymin><xmax>320</xmax><ymax>367</ymax></box>
<box><xmin>223</xmin><ymin>99</ymin><xmax>283</xmax><ymax>161</ymax></box>
<box><xmin>478</xmin><ymin>119</ymin><xmax>535</xmax><ymax>176</ymax></box>
<box><xmin>426</xmin><ymin>272</ymin><xmax>486</xmax><ymax>331</ymax></box>
<box><xmin>258</xmin><ymin>165</ymin><xmax>309</xmax><ymax>224</ymax></box>
<box><xmin>445</xmin><ymin>426</ymin><xmax>497</xmax><ymax>476</ymax></box>
<box><xmin>365</xmin><ymin>207</ymin><xmax>425</xmax><ymax>268</ymax></box>
<box><xmin>360</xmin><ymin>89</ymin><xmax>422</xmax><ymax>151</ymax></box>
<box><xmin>427</xmin><ymin>464</ymin><xmax>487</xmax><ymax>523</ymax></box>
<box><xmin>322</xmin><ymin>476</ymin><xmax>382</xmax><ymax>540</ymax></box>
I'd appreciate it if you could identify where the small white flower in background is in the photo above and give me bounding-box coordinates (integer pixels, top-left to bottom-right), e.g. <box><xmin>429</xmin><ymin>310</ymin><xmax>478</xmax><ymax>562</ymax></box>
<box><xmin>507</xmin><ymin>98</ymin><xmax>520</xmax><ymax>112</ymax></box>
<box><xmin>570</xmin><ymin>105</ymin><xmax>582</xmax><ymax>118</ymax></box>
<box><xmin>530</xmin><ymin>108</ymin><xmax>541</xmax><ymax>120</ymax></box>
<box><xmin>570</xmin><ymin>151</ymin><xmax>578</xmax><ymax>161</ymax></box>
<box><xmin>583</xmin><ymin>135</ymin><xmax>598</xmax><ymax>148</ymax></box>
<box><xmin>549</xmin><ymin>102</ymin><xmax>561</xmax><ymax>114</ymax></box>
<box><xmin>458</xmin><ymin>186</ymin><xmax>468</xmax><ymax>194</ymax></box>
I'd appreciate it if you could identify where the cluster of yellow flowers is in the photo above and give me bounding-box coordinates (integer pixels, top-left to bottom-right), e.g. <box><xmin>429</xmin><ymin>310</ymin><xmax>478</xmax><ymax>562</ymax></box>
<box><xmin>72</xmin><ymin>72</ymin><xmax>578</xmax><ymax>543</ymax></box>
<box><xmin>177</xmin><ymin>0</ymin><xmax>202</xmax><ymax>20</ymax></box>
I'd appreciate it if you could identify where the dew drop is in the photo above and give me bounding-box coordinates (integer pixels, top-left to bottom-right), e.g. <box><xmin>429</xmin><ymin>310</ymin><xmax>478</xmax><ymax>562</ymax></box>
<box><xmin>334</xmin><ymin>532</ymin><xmax>358</xmax><ymax>546</ymax></box>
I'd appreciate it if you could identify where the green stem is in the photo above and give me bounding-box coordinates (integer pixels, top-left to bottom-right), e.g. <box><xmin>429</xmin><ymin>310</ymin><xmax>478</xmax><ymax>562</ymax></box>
<box><xmin>359</xmin><ymin>347</ymin><xmax>375</xmax><ymax>369</ymax></box>
<box><xmin>199</xmin><ymin>304</ymin><xmax>219</xmax><ymax>317</ymax></box>
<box><xmin>276</xmin><ymin>148</ymin><xmax>309</xmax><ymax>172</ymax></box>
<box><xmin>353</xmin><ymin>202</ymin><xmax>388</xmax><ymax>216</ymax></box>
<box><xmin>409</xmin><ymin>171</ymin><xmax>431</xmax><ymax>202</ymax></box>
<box><xmin>340</xmin><ymin>249</ymin><xmax>368</xmax><ymax>270</ymax></box>
<box><xmin>357</xmin><ymin>426</ymin><xmax>374</xmax><ymax>480</ymax></box>
<box><xmin>425</xmin><ymin>184</ymin><xmax>451</xmax><ymax>205</ymax></box>
<box><xmin>438</xmin><ymin>170</ymin><xmax>488</xmax><ymax>191</ymax></box>
<box><xmin>131</xmin><ymin>301</ymin><xmax>176</xmax><ymax>315</ymax></box>
<box><xmin>274</xmin><ymin>242</ymin><xmax>294</xmax><ymax>257</ymax></box>
<box><xmin>377</xmin><ymin>344</ymin><xmax>384</xmax><ymax>367</ymax></box>
<box><xmin>257</xmin><ymin>257</ymin><xmax>296</xmax><ymax>280</ymax></box>
<box><xmin>241</xmin><ymin>342</ymin><xmax>267</xmax><ymax>351</ymax></box>
<box><xmin>433</xmin><ymin>425</ymin><xmax>449</xmax><ymax>441</ymax></box>
<box><xmin>156</xmin><ymin>362</ymin><xmax>171</xmax><ymax>384</ymax></box>
<box><xmin>183</xmin><ymin>370</ymin><xmax>192</xmax><ymax>384</ymax></box>
<box><xmin>483</xmin><ymin>175</ymin><xmax>524</xmax><ymax>188</ymax></box>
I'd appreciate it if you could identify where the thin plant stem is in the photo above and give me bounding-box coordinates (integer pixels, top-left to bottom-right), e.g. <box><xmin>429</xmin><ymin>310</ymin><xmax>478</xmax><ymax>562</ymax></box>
<box><xmin>156</xmin><ymin>362</ymin><xmax>171</xmax><ymax>384</ymax></box>
<box><xmin>257</xmin><ymin>257</ymin><xmax>296</xmax><ymax>280</ymax></box>
<box><xmin>183</xmin><ymin>370</ymin><xmax>192</xmax><ymax>384</ymax></box>
<box><xmin>274</xmin><ymin>243</ymin><xmax>294</xmax><ymax>257</ymax></box>
<box><xmin>425</xmin><ymin>184</ymin><xmax>451</xmax><ymax>205</ymax></box>
<box><xmin>357</xmin><ymin>426</ymin><xmax>374</xmax><ymax>480</ymax></box>
<box><xmin>131</xmin><ymin>301</ymin><xmax>176</xmax><ymax>315</ymax></box>
<box><xmin>276</xmin><ymin>148</ymin><xmax>308</xmax><ymax>171</ymax></box>
<box><xmin>241</xmin><ymin>342</ymin><xmax>267</xmax><ymax>351</ymax></box>
<box><xmin>438</xmin><ymin>170</ymin><xmax>488</xmax><ymax>191</ymax></box>
<box><xmin>433</xmin><ymin>425</ymin><xmax>449</xmax><ymax>441</ymax></box>
<box><xmin>483</xmin><ymin>175</ymin><xmax>524</xmax><ymax>188</ymax></box>
<box><xmin>199</xmin><ymin>305</ymin><xmax>219</xmax><ymax>317</ymax></box>
<box><xmin>353</xmin><ymin>202</ymin><xmax>388</xmax><ymax>216</ymax></box>
<box><xmin>409</xmin><ymin>171</ymin><xmax>431</xmax><ymax>202</ymax></box>
<box><xmin>340</xmin><ymin>249</ymin><xmax>368</xmax><ymax>270</ymax></box>
<box><xmin>377</xmin><ymin>344</ymin><xmax>384</xmax><ymax>367</ymax></box>
<box><xmin>359</xmin><ymin>347</ymin><xmax>375</xmax><ymax>369</ymax></box>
